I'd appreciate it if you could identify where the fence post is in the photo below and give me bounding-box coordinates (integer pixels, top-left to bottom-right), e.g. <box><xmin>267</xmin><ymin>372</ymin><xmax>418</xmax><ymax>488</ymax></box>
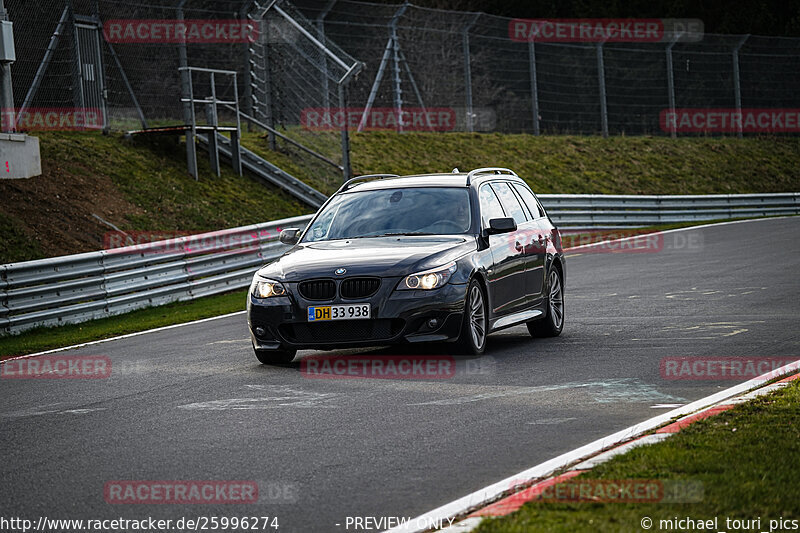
<box><xmin>261</xmin><ymin>19</ymin><xmax>276</xmax><ymax>150</ymax></box>
<box><xmin>177</xmin><ymin>0</ymin><xmax>197</xmax><ymax>178</ymax></box>
<box><xmin>596</xmin><ymin>42</ymin><xmax>608</xmax><ymax>137</ymax></box>
<box><xmin>528</xmin><ymin>40</ymin><xmax>540</xmax><ymax>136</ymax></box>
<box><xmin>316</xmin><ymin>0</ymin><xmax>337</xmax><ymax>112</ymax></box>
<box><xmin>338</xmin><ymin>83</ymin><xmax>351</xmax><ymax>180</ymax></box>
<box><xmin>666</xmin><ymin>36</ymin><xmax>678</xmax><ymax>138</ymax></box>
<box><xmin>358</xmin><ymin>3</ymin><xmax>408</xmax><ymax>132</ymax></box>
<box><xmin>240</xmin><ymin>1</ymin><xmax>253</xmax><ymax>132</ymax></box>
<box><xmin>0</xmin><ymin>0</ymin><xmax>15</xmax><ymax>132</ymax></box>
<box><xmin>462</xmin><ymin>13</ymin><xmax>480</xmax><ymax>133</ymax></box>
<box><xmin>732</xmin><ymin>34</ymin><xmax>749</xmax><ymax>139</ymax></box>
<box><xmin>391</xmin><ymin>4</ymin><xmax>406</xmax><ymax>132</ymax></box>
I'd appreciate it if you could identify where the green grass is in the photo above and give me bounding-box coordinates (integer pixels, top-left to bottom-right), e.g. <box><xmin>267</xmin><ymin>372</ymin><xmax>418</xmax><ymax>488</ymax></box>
<box><xmin>0</xmin><ymin>211</ymin><xmax>44</xmax><ymax>262</ymax></box>
<box><xmin>0</xmin><ymin>289</ymin><xmax>247</xmax><ymax>358</ymax></box>
<box><xmin>0</xmin><ymin>131</ymin><xmax>310</xmax><ymax>263</ymax></box>
<box><xmin>243</xmin><ymin>130</ymin><xmax>800</xmax><ymax>196</ymax></box>
<box><xmin>474</xmin><ymin>379</ymin><xmax>800</xmax><ymax>533</ymax></box>
<box><xmin>47</xmin><ymin>131</ymin><xmax>309</xmax><ymax>231</ymax></box>
<box><xmin>3</xmin><ymin>131</ymin><xmax>799</xmax><ymax>263</ymax></box>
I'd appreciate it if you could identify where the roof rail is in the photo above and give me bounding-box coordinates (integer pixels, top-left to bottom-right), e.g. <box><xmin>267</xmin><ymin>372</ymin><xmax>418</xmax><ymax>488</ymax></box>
<box><xmin>465</xmin><ymin>167</ymin><xmax>518</xmax><ymax>186</ymax></box>
<box><xmin>337</xmin><ymin>173</ymin><xmax>401</xmax><ymax>193</ymax></box>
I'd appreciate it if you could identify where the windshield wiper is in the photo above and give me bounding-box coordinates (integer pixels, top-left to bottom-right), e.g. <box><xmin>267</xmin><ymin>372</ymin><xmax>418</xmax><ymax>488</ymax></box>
<box><xmin>370</xmin><ymin>232</ymin><xmax>437</xmax><ymax>237</ymax></box>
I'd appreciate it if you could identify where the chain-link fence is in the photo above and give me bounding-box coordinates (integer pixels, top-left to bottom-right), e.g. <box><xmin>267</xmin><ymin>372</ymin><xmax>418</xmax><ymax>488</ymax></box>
<box><xmin>6</xmin><ymin>0</ymin><xmax>800</xmax><ymax>137</ymax></box>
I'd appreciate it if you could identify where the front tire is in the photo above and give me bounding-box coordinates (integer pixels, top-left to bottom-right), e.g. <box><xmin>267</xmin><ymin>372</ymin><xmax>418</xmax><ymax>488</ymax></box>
<box><xmin>527</xmin><ymin>267</ymin><xmax>564</xmax><ymax>338</ymax></box>
<box><xmin>254</xmin><ymin>347</ymin><xmax>297</xmax><ymax>365</ymax></box>
<box><xmin>457</xmin><ymin>280</ymin><xmax>488</xmax><ymax>355</ymax></box>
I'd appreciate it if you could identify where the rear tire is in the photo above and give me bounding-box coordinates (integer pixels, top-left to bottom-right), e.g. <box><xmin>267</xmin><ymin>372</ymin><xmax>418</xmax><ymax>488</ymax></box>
<box><xmin>456</xmin><ymin>280</ymin><xmax>488</xmax><ymax>355</ymax></box>
<box><xmin>527</xmin><ymin>267</ymin><xmax>564</xmax><ymax>338</ymax></box>
<box><xmin>254</xmin><ymin>347</ymin><xmax>297</xmax><ymax>365</ymax></box>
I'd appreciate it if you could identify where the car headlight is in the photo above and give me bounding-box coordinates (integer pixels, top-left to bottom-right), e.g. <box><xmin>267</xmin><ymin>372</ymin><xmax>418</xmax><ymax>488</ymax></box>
<box><xmin>251</xmin><ymin>276</ymin><xmax>287</xmax><ymax>298</ymax></box>
<box><xmin>399</xmin><ymin>262</ymin><xmax>457</xmax><ymax>290</ymax></box>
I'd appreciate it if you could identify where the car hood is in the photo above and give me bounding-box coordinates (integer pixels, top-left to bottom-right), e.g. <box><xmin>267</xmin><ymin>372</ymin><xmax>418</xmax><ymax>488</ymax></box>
<box><xmin>257</xmin><ymin>235</ymin><xmax>477</xmax><ymax>281</ymax></box>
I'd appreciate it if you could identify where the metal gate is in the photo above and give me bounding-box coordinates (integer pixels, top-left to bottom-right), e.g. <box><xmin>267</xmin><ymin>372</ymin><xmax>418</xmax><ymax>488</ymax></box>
<box><xmin>73</xmin><ymin>16</ymin><xmax>107</xmax><ymax>130</ymax></box>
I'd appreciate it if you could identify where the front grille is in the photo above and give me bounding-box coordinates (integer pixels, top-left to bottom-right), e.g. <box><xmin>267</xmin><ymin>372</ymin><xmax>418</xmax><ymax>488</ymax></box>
<box><xmin>340</xmin><ymin>277</ymin><xmax>381</xmax><ymax>299</ymax></box>
<box><xmin>298</xmin><ymin>279</ymin><xmax>336</xmax><ymax>301</ymax></box>
<box><xmin>280</xmin><ymin>319</ymin><xmax>404</xmax><ymax>344</ymax></box>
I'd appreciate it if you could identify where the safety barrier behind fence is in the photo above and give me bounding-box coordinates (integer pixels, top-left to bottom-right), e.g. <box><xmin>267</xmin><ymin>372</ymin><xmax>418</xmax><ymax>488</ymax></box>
<box><xmin>1</xmin><ymin>193</ymin><xmax>798</xmax><ymax>334</ymax></box>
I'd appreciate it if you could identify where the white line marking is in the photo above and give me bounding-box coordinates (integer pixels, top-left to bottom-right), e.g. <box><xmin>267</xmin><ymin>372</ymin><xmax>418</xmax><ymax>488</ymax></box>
<box><xmin>526</xmin><ymin>417</ymin><xmax>578</xmax><ymax>425</ymax></box>
<box><xmin>0</xmin><ymin>311</ymin><xmax>246</xmax><ymax>362</ymax></box>
<box><xmin>409</xmin><ymin>379</ymin><xmax>684</xmax><ymax>406</ymax></box>
<box><xmin>569</xmin><ymin>433</ymin><xmax>672</xmax><ymax>470</ymax></box>
<box><xmin>383</xmin><ymin>359</ymin><xmax>800</xmax><ymax>533</ymax></box>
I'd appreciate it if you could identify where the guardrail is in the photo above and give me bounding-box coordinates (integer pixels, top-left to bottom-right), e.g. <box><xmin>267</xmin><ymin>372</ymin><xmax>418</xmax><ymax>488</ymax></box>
<box><xmin>0</xmin><ymin>215</ymin><xmax>313</xmax><ymax>335</ymax></box>
<box><xmin>540</xmin><ymin>192</ymin><xmax>800</xmax><ymax>227</ymax></box>
<box><xmin>1</xmin><ymin>193</ymin><xmax>798</xmax><ymax>335</ymax></box>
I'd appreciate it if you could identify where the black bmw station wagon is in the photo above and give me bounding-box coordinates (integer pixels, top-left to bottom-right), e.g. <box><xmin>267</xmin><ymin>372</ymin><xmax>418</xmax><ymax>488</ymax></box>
<box><xmin>247</xmin><ymin>168</ymin><xmax>565</xmax><ymax>364</ymax></box>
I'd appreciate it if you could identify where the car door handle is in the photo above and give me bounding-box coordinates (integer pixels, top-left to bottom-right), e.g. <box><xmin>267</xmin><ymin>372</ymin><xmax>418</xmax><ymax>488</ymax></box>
<box><xmin>515</xmin><ymin>241</ymin><xmax>523</xmax><ymax>252</ymax></box>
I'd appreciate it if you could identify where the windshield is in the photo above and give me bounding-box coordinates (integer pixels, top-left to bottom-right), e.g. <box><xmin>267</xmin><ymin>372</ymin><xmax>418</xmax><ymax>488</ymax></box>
<box><xmin>302</xmin><ymin>187</ymin><xmax>473</xmax><ymax>242</ymax></box>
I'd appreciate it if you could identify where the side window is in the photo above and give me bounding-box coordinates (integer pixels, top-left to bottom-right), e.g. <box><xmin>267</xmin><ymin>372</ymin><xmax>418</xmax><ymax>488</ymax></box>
<box><xmin>512</xmin><ymin>183</ymin><xmax>542</xmax><ymax>219</ymax></box>
<box><xmin>491</xmin><ymin>182</ymin><xmax>528</xmax><ymax>225</ymax></box>
<box><xmin>479</xmin><ymin>184</ymin><xmax>506</xmax><ymax>228</ymax></box>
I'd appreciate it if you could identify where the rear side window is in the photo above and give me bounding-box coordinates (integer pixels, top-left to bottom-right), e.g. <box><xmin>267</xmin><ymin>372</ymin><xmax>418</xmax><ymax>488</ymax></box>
<box><xmin>512</xmin><ymin>183</ymin><xmax>542</xmax><ymax>219</ymax></box>
<box><xmin>479</xmin><ymin>184</ymin><xmax>506</xmax><ymax>227</ymax></box>
<box><xmin>491</xmin><ymin>182</ymin><xmax>528</xmax><ymax>224</ymax></box>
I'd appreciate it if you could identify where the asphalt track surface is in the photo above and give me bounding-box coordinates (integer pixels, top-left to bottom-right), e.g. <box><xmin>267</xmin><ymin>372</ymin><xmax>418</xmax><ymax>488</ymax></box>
<box><xmin>2</xmin><ymin>217</ymin><xmax>799</xmax><ymax>532</ymax></box>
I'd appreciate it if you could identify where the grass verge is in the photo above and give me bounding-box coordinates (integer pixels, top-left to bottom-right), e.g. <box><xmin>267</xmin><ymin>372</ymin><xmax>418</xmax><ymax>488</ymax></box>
<box><xmin>242</xmin><ymin>130</ymin><xmax>800</xmax><ymax>196</ymax></box>
<box><xmin>474</xmin><ymin>379</ymin><xmax>800</xmax><ymax>533</ymax></box>
<box><xmin>0</xmin><ymin>289</ymin><xmax>247</xmax><ymax>359</ymax></box>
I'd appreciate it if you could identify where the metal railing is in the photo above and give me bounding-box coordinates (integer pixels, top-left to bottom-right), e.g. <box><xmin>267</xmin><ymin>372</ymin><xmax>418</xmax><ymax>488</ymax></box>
<box><xmin>1</xmin><ymin>193</ymin><xmax>798</xmax><ymax>335</ymax></box>
<box><xmin>539</xmin><ymin>192</ymin><xmax>800</xmax><ymax>227</ymax></box>
<box><xmin>0</xmin><ymin>214</ymin><xmax>313</xmax><ymax>335</ymax></box>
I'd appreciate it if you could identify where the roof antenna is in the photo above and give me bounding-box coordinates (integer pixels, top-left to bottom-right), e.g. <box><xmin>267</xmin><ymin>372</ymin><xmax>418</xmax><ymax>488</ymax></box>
<box><xmin>452</xmin><ymin>168</ymin><xmax>460</xmax><ymax>173</ymax></box>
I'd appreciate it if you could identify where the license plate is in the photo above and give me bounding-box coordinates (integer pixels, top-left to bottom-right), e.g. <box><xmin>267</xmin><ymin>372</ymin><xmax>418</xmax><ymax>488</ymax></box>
<box><xmin>307</xmin><ymin>303</ymin><xmax>371</xmax><ymax>321</ymax></box>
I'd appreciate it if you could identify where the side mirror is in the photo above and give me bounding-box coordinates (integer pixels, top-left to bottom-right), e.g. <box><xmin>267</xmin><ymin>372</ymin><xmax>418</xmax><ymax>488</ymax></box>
<box><xmin>486</xmin><ymin>217</ymin><xmax>517</xmax><ymax>235</ymax></box>
<box><xmin>279</xmin><ymin>228</ymin><xmax>301</xmax><ymax>245</ymax></box>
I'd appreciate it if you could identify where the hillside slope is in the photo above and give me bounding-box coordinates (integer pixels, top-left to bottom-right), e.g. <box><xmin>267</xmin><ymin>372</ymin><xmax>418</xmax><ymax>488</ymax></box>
<box><xmin>2</xmin><ymin>131</ymin><xmax>799</xmax><ymax>263</ymax></box>
<box><xmin>242</xmin><ymin>131</ymin><xmax>800</xmax><ymax>196</ymax></box>
<box><xmin>0</xmin><ymin>132</ymin><xmax>308</xmax><ymax>263</ymax></box>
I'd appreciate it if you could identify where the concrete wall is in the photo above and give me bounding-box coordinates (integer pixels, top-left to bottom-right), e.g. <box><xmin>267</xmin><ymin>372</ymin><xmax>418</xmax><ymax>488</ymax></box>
<box><xmin>0</xmin><ymin>133</ymin><xmax>42</xmax><ymax>179</ymax></box>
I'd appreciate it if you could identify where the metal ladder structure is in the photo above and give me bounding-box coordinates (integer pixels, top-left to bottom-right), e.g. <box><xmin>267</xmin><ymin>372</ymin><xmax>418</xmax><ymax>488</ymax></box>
<box><xmin>195</xmin><ymin>131</ymin><xmax>327</xmax><ymax>208</ymax></box>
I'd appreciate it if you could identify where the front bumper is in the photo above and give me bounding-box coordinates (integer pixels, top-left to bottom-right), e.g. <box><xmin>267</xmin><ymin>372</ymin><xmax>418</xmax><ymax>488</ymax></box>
<box><xmin>247</xmin><ymin>278</ymin><xmax>467</xmax><ymax>351</ymax></box>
